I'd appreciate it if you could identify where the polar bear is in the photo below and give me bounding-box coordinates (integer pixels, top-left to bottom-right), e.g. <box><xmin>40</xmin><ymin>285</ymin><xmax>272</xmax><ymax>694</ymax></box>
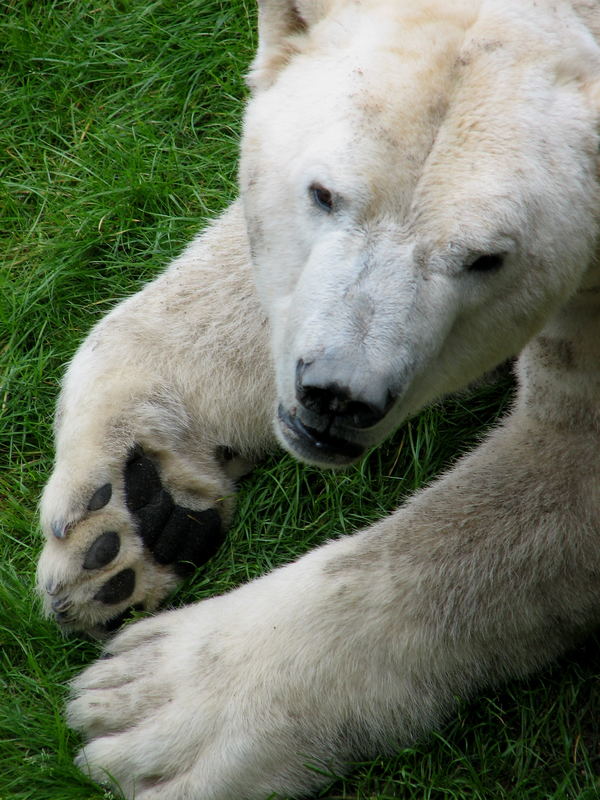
<box><xmin>37</xmin><ymin>0</ymin><xmax>600</xmax><ymax>797</ymax></box>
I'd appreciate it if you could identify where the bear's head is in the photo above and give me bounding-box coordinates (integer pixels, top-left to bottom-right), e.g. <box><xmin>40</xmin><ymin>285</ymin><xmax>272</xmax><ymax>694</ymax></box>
<box><xmin>240</xmin><ymin>0</ymin><xmax>600</xmax><ymax>466</ymax></box>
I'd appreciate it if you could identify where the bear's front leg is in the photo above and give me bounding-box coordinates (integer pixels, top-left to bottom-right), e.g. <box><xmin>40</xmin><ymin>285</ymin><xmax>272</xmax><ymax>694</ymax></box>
<box><xmin>68</xmin><ymin>405</ymin><xmax>600</xmax><ymax>799</ymax></box>
<box><xmin>38</xmin><ymin>202</ymin><xmax>276</xmax><ymax>636</ymax></box>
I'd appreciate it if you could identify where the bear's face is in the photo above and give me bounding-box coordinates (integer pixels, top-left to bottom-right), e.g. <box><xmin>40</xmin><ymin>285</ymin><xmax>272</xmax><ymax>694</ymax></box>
<box><xmin>240</xmin><ymin>0</ymin><xmax>600</xmax><ymax>466</ymax></box>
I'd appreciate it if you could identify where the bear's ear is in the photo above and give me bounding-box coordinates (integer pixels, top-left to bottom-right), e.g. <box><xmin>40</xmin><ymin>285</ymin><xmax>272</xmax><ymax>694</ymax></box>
<box><xmin>247</xmin><ymin>0</ymin><xmax>332</xmax><ymax>90</ymax></box>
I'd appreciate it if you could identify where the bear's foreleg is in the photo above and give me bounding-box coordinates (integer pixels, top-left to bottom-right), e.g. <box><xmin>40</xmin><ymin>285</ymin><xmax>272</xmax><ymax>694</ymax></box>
<box><xmin>67</xmin><ymin>396</ymin><xmax>600</xmax><ymax>798</ymax></box>
<box><xmin>37</xmin><ymin>201</ymin><xmax>276</xmax><ymax>636</ymax></box>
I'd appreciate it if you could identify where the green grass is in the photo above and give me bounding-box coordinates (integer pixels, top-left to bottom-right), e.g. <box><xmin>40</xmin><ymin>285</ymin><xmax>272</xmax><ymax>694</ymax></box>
<box><xmin>1</xmin><ymin>1</ymin><xmax>599</xmax><ymax>798</ymax></box>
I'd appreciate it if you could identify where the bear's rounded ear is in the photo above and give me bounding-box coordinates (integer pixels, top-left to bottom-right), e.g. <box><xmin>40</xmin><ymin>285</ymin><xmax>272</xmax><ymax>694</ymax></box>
<box><xmin>247</xmin><ymin>0</ymin><xmax>332</xmax><ymax>90</ymax></box>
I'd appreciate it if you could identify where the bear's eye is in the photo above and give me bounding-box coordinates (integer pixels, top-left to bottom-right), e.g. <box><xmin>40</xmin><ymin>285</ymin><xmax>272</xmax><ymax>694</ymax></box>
<box><xmin>310</xmin><ymin>183</ymin><xmax>334</xmax><ymax>212</ymax></box>
<box><xmin>467</xmin><ymin>253</ymin><xmax>506</xmax><ymax>273</ymax></box>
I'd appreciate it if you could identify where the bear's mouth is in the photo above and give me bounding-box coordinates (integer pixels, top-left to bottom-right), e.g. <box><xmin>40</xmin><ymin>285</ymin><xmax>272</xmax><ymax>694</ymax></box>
<box><xmin>276</xmin><ymin>405</ymin><xmax>365</xmax><ymax>466</ymax></box>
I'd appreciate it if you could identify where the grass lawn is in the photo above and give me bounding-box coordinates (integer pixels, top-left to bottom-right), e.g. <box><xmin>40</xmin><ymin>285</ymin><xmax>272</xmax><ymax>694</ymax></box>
<box><xmin>1</xmin><ymin>1</ymin><xmax>599</xmax><ymax>798</ymax></box>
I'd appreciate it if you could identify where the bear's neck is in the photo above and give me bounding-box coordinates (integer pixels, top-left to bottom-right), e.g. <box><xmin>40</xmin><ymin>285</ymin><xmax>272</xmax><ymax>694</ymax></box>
<box><xmin>515</xmin><ymin>277</ymin><xmax>600</xmax><ymax>431</ymax></box>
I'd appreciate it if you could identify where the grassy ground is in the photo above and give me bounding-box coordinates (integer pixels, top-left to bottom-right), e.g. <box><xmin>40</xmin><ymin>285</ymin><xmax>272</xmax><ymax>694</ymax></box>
<box><xmin>1</xmin><ymin>1</ymin><xmax>599</xmax><ymax>798</ymax></box>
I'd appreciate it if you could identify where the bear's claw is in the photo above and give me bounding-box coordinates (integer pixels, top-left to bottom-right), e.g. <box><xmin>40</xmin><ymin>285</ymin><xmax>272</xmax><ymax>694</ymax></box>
<box><xmin>38</xmin><ymin>446</ymin><xmax>226</xmax><ymax>638</ymax></box>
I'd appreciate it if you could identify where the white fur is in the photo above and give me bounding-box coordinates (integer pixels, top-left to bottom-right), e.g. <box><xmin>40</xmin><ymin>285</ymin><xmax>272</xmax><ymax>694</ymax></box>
<box><xmin>37</xmin><ymin>0</ymin><xmax>600</xmax><ymax>796</ymax></box>
<box><xmin>242</xmin><ymin>0</ymin><xmax>600</xmax><ymax>451</ymax></box>
<box><xmin>37</xmin><ymin>205</ymin><xmax>275</xmax><ymax>632</ymax></box>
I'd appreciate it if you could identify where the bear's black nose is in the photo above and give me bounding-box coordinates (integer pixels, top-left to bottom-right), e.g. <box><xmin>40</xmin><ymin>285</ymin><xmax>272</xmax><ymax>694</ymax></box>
<box><xmin>295</xmin><ymin>358</ymin><xmax>394</xmax><ymax>429</ymax></box>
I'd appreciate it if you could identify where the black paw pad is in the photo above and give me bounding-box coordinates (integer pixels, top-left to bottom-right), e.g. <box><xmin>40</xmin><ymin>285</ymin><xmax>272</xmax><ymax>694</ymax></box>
<box><xmin>152</xmin><ymin>507</ymin><xmax>224</xmax><ymax>576</ymax></box>
<box><xmin>125</xmin><ymin>453</ymin><xmax>162</xmax><ymax>512</ymax></box>
<box><xmin>174</xmin><ymin>508</ymin><xmax>224</xmax><ymax>577</ymax></box>
<box><xmin>83</xmin><ymin>530</ymin><xmax>120</xmax><ymax>570</ymax></box>
<box><xmin>122</xmin><ymin>445</ymin><xmax>226</xmax><ymax>578</ymax></box>
<box><xmin>94</xmin><ymin>568</ymin><xmax>135</xmax><ymax>605</ymax></box>
<box><xmin>135</xmin><ymin>489</ymin><xmax>175</xmax><ymax>548</ymax></box>
<box><xmin>87</xmin><ymin>483</ymin><xmax>112</xmax><ymax>511</ymax></box>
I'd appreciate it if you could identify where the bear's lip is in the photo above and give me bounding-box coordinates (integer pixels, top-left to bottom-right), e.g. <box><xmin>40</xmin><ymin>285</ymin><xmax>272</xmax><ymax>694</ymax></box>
<box><xmin>276</xmin><ymin>405</ymin><xmax>365</xmax><ymax>466</ymax></box>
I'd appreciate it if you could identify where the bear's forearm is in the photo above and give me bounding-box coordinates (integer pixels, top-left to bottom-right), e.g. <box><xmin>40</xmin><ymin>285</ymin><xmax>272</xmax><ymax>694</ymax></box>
<box><xmin>54</xmin><ymin>201</ymin><xmax>276</xmax><ymax>465</ymax></box>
